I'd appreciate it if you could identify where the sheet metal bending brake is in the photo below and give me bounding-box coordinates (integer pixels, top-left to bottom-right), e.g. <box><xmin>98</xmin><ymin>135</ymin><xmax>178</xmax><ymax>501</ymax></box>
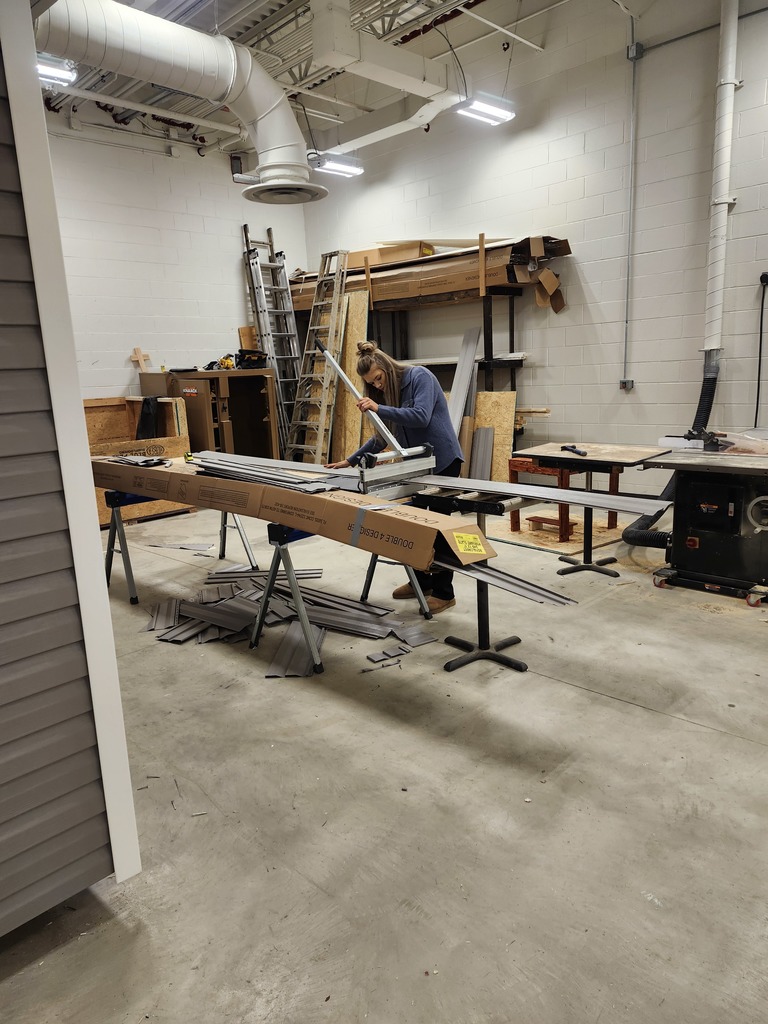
<box><xmin>315</xmin><ymin>338</ymin><xmax>436</xmax><ymax>488</ymax></box>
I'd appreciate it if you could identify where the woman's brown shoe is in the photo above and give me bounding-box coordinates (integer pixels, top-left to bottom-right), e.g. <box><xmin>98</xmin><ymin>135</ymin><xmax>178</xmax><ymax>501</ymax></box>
<box><xmin>426</xmin><ymin>596</ymin><xmax>456</xmax><ymax>613</ymax></box>
<box><xmin>392</xmin><ymin>583</ymin><xmax>432</xmax><ymax>600</ymax></box>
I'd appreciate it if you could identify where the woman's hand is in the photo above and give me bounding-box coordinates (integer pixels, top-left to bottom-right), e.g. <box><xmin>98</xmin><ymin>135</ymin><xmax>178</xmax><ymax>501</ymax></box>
<box><xmin>357</xmin><ymin>397</ymin><xmax>379</xmax><ymax>413</ymax></box>
<box><xmin>324</xmin><ymin>459</ymin><xmax>351</xmax><ymax>469</ymax></box>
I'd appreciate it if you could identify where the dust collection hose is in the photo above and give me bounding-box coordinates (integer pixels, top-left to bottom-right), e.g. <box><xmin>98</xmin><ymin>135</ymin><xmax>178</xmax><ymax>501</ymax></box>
<box><xmin>622</xmin><ymin>363</ymin><xmax>721</xmax><ymax>550</ymax></box>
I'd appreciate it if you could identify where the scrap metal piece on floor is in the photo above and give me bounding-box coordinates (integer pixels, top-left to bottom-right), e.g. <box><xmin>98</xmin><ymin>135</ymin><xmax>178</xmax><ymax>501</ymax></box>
<box><xmin>266</xmin><ymin>622</ymin><xmax>327</xmax><ymax>678</ymax></box>
<box><xmin>367</xmin><ymin>651</ymin><xmax>390</xmax><ymax>663</ymax></box>
<box><xmin>148</xmin><ymin>542</ymin><xmax>213</xmax><ymax>551</ymax></box>
<box><xmin>144</xmin><ymin>598</ymin><xmax>180</xmax><ymax>631</ymax></box>
<box><xmin>156</xmin><ymin>618</ymin><xmax>210</xmax><ymax>643</ymax></box>
<box><xmin>303</xmin><ymin>606</ymin><xmax>394</xmax><ymax>637</ymax></box>
<box><xmin>276</xmin><ymin>583</ymin><xmax>393</xmax><ymax>617</ymax></box>
<box><xmin>198</xmin><ymin>583</ymin><xmax>240</xmax><ymax>603</ymax></box>
<box><xmin>386</xmin><ymin>621</ymin><xmax>436</xmax><ymax>647</ymax></box>
<box><xmin>361</xmin><ymin>658</ymin><xmax>401</xmax><ymax>673</ymax></box>
<box><xmin>382</xmin><ymin>645</ymin><xmax>408</xmax><ymax>659</ymax></box>
<box><xmin>177</xmin><ymin>598</ymin><xmax>258</xmax><ymax>631</ymax></box>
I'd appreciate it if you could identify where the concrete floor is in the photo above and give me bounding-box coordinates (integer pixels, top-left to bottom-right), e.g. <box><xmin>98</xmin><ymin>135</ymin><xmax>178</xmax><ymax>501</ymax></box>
<box><xmin>2</xmin><ymin>506</ymin><xmax>768</xmax><ymax>1023</ymax></box>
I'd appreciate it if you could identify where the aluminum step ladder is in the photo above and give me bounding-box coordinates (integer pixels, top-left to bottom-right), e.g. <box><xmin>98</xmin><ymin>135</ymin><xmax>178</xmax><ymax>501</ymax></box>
<box><xmin>284</xmin><ymin>250</ymin><xmax>349</xmax><ymax>464</ymax></box>
<box><xmin>242</xmin><ymin>225</ymin><xmax>302</xmax><ymax>455</ymax></box>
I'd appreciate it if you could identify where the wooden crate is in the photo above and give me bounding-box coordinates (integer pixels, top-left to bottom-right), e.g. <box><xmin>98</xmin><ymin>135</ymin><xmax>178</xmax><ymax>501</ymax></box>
<box><xmin>84</xmin><ymin>397</ymin><xmax>195</xmax><ymax>526</ymax></box>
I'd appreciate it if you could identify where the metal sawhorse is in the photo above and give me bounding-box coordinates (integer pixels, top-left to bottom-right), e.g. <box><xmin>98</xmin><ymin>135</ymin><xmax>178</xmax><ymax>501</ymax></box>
<box><xmin>249</xmin><ymin>524</ymin><xmax>324</xmax><ymax>673</ymax></box>
<box><xmin>105</xmin><ymin>492</ymin><xmax>258</xmax><ymax>603</ymax></box>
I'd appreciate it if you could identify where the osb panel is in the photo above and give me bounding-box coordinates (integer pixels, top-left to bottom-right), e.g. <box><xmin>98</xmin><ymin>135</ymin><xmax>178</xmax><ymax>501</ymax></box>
<box><xmin>330</xmin><ymin>290</ymin><xmax>371</xmax><ymax>463</ymax></box>
<box><xmin>474</xmin><ymin>391</ymin><xmax>517</xmax><ymax>482</ymax></box>
<box><xmin>84</xmin><ymin>397</ymin><xmax>187</xmax><ymax>445</ymax></box>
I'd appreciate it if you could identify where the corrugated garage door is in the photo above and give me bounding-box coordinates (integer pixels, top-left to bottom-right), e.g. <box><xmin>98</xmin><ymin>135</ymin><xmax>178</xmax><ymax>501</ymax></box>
<box><xmin>0</xmin><ymin>48</ymin><xmax>114</xmax><ymax>939</ymax></box>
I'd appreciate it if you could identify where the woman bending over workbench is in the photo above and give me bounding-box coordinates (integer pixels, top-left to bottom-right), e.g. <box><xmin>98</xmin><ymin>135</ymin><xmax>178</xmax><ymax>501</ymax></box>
<box><xmin>326</xmin><ymin>340</ymin><xmax>463</xmax><ymax>614</ymax></box>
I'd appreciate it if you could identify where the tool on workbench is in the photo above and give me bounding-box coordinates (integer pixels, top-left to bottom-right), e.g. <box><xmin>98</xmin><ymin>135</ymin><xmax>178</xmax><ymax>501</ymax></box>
<box><xmin>561</xmin><ymin>445</ymin><xmax>587</xmax><ymax>456</ymax></box>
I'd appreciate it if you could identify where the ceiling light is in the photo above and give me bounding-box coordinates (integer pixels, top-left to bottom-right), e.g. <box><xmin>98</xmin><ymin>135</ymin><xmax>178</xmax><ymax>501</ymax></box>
<box><xmin>456</xmin><ymin>99</ymin><xmax>515</xmax><ymax>126</ymax></box>
<box><xmin>36</xmin><ymin>54</ymin><xmax>77</xmax><ymax>87</ymax></box>
<box><xmin>308</xmin><ymin>151</ymin><xmax>364</xmax><ymax>178</ymax></box>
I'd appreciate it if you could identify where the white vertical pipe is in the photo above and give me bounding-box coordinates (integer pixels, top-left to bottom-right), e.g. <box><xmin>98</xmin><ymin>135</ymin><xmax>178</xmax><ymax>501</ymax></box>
<box><xmin>704</xmin><ymin>0</ymin><xmax>739</xmax><ymax>353</ymax></box>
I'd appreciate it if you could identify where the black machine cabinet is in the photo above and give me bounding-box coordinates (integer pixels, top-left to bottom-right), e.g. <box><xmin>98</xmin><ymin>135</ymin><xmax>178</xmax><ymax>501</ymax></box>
<box><xmin>649</xmin><ymin>454</ymin><xmax>768</xmax><ymax>603</ymax></box>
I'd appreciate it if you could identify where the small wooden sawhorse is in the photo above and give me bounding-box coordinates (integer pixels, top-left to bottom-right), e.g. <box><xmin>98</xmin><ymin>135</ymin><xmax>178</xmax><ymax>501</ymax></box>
<box><xmin>507</xmin><ymin>457</ymin><xmax>621</xmax><ymax>542</ymax></box>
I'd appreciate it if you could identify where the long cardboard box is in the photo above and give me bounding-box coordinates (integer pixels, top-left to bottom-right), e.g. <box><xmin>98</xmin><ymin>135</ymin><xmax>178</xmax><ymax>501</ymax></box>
<box><xmin>91</xmin><ymin>458</ymin><xmax>496</xmax><ymax>571</ymax></box>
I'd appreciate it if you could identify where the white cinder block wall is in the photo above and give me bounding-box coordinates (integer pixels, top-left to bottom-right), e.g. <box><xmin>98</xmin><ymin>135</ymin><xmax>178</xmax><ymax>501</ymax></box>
<box><xmin>302</xmin><ymin>0</ymin><xmax>768</xmax><ymax>492</ymax></box>
<box><xmin>49</xmin><ymin>133</ymin><xmax>307</xmax><ymax>398</ymax></box>
<box><xmin>47</xmin><ymin>1</ymin><xmax>768</xmax><ymax>496</ymax></box>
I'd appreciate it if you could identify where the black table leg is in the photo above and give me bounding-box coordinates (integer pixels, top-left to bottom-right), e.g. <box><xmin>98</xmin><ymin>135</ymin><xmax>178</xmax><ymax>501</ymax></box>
<box><xmin>557</xmin><ymin>471</ymin><xmax>619</xmax><ymax>578</ymax></box>
<box><xmin>443</xmin><ymin>578</ymin><xmax>528</xmax><ymax>673</ymax></box>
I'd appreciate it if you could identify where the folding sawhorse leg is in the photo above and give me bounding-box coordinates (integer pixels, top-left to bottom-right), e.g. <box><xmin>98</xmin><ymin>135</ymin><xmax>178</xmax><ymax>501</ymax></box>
<box><xmin>359</xmin><ymin>553</ymin><xmax>433</xmax><ymax>619</ymax></box>
<box><xmin>218</xmin><ymin>511</ymin><xmax>259</xmax><ymax>568</ymax></box>
<box><xmin>104</xmin><ymin>490</ymin><xmax>142</xmax><ymax>604</ymax></box>
<box><xmin>249</xmin><ymin>524</ymin><xmax>323</xmax><ymax>674</ymax></box>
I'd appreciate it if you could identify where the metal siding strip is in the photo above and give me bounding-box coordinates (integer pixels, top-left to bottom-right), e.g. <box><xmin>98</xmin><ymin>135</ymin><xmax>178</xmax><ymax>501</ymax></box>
<box><xmin>0</xmin><ymin>643</ymin><xmax>87</xmax><ymax>706</ymax></box>
<box><xmin>0</xmin><ymin>452</ymin><xmax>61</xmax><ymax>498</ymax></box>
<box><xmin>0</xmin><ymin>678</ymin><xmax>95</xmax><ymax>746</ymax></box>
<box><xmin>0</xmin><ymin>531</ymin><xmax>73</xmax><ymax>585</ymax></box>
<box><xmin>0</xmin><ymin>846</ymin><xmax>114</xmax><ymax>939</ymax></box>
<box><xmin>0</xmin><ymin>493</ymin><xmax>68</xmax><ymax>542</ymax></box>
<box><xmin>0</xmin><ymin>607</ymin><xmax>83</xmax><ymax>668</ymax></box>
<box><xmin>0</xmin><ymin>815</ymin><xmax>110</xmax><ymax>902</ymax></box>
<box><xmin>265</xmin><ymin>621</ymin><xmax>326</xmax><ymax>677</ymax></box>
<box><xmin>447</xmin><ymin>328</ymin><xmax>481</xmax><ymax>435</ymax></box>
<box><xmin>0</xmin><ymin>748</ymin><xmax>102</xmax><ymax>826</ymax></box>
<box><xmin>414</xmin><ymin>474</ymin><xmax>671</xmax><ymax>516</ymax></box>
<box><xmin>0</xmin><ymin>715</ymin><xmax>98</xmax><ymax>787</ymax></box>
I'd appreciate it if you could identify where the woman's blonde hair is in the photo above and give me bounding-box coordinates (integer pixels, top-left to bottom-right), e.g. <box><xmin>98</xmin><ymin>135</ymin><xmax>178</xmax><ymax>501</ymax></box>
<box><xmin>356</xmin><ymin>341</ymin><xmax>404</xmax><ymax>409</ymax></box>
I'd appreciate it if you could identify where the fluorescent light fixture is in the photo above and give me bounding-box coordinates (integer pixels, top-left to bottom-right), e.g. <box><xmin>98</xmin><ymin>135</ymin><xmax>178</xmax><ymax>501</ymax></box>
<box><xmin>308</xmin><ymin>151</ymin><xmax>364</xmax><ymax>178</ymax></box>
<box><xmin>456</xmin><ymin>98</ymin><xmax>515</xmax><ymax>126</ymax></box>
<box><xmin>36</xmin><ymin>53</ymin><xmax>77</xmax><ymax>86</ymax></box>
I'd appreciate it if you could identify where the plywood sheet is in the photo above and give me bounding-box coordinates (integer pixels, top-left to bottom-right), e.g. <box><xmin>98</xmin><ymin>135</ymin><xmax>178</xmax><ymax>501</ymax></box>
<box><xmin>474</xmin><ymin>391</ymin><xmax>517</xmax><ymax>482</ymax></box>
<box><xmin>330</xmin><ymin>290</ymin><xmax>371</xmax><ymax>463</ymax></box>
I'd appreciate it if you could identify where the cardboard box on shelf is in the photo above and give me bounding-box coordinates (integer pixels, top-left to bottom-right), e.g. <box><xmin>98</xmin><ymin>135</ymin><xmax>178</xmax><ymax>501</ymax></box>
<box><xmin>91</xmin><ymin>458</ymin><xmax>496</xmax><ymax>571</ymax></box>
<box><xmin>347</xmin><ymin>241</ymin><xmax>436</xmax><ymax>270</ymax></box>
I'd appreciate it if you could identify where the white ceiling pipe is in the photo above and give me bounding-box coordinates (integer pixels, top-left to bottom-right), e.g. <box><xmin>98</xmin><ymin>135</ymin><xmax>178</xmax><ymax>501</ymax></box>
<box><xmin>703</xmin><ymin>0</ymin><xmax>739</xmax><ymax>354</ymax></box>
<box><xmin>34</xmin><ymin>0</ymin><xmax>326</xmax><ymax>203</ymax></box>
<box><xmin>310</xmin><ymin>0</ymin><xmax>465</xmax><ymax>144</ymax></box>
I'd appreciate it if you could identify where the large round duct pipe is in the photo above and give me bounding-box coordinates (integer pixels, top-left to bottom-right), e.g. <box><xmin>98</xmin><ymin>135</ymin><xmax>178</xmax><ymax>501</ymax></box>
<box><xmin>34</xmin><ymin>0</ymin><xmax>327</xmax><ymax>204</ymax></box>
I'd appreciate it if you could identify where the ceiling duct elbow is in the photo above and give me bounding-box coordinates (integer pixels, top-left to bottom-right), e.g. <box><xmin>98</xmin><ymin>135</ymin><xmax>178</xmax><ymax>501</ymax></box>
<box><xmin>34</xmin><ymin>0</ymin><xmax>325</xmax><ymax>203</ymax></box>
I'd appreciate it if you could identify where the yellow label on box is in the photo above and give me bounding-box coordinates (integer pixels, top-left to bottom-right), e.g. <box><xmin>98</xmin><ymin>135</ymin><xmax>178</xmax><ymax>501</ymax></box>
<box><xmin>454</xmin><ymin>532</ymin><xmax>486</xmax><ymax>554</ymax></box>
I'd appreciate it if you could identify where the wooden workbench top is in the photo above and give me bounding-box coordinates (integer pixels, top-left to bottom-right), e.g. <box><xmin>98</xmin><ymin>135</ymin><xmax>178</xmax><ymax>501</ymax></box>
<box><xmin>513</xmin><ymin>442</ymin><xmax>670</xmax><ymax>466</ymax></box>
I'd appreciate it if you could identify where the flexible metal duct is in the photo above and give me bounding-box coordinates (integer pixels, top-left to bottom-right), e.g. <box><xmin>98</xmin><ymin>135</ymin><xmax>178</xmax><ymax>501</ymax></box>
<box><xmin>34</xmin><ymin>0</ymin><xmax>327</xmax><ymax>203</ymax></box>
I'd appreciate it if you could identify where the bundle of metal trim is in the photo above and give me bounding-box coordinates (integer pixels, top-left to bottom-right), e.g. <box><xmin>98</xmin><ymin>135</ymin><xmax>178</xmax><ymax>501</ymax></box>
<box><xmin>418</xmin><ymin>474</ymin><xmax>671</xmax><ymax>517</ymax></box>
<box><xmin>432</xmin><ymin>559</ymin><xmax>576</xmax><ymax>605</ymax></box>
